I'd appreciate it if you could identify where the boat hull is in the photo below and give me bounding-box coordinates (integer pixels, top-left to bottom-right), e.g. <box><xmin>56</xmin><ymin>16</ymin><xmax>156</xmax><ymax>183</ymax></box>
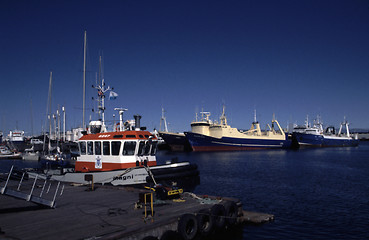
<box><xmin>184</xmin><ymin>132</ymin><xmax>291</xmax><ymax>151</ymax></box>
<box><xmin>0</xmin><ymin>153</ymin><xmax>22</xmax><ymax>159</ymax></box>
<box><xmin>32</xmin><ymin>162</ymin><xmax>200</xmax><ymax>189</ymax></box>
<box><xmin>159</xmin><ymin>132</ymin><xmax>192</xmax><ymax>151</ymax></box>
<box><xmin>292</xmin><ymin>133</ymin><xmax>359</xmax><ymax>147</ymax></box>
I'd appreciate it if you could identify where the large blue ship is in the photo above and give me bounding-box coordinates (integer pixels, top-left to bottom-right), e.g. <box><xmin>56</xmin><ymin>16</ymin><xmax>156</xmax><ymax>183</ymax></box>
<box><xmin>292</xmin><ymin>118</ymin><xmax>359</xmax><ymax>148</ymax></box>
<box><xmin>184</xmin><ymin>107</ymin><xmax>291</xmax><ymax>151</ymax></box>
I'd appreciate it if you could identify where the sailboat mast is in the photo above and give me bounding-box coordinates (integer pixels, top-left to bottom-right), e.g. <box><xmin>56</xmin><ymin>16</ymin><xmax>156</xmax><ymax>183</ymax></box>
<box><xmin>82</xmin><ymin>30</ymin><xmax>87</xmax><ymax>129</ymax></box>
<box><xmin>30</xmin><ymin>98</ymin><xmax>34</xmax><ymax>137</ymax></box>
<box><xmin>43</xmin><ymin>71</ymin><xmax>53</xmax><ymax>153</ymax></box>
<box><xmin>62</xmin><ymin>106</ymin><xmax>66</xmax><ymax>141</ymax></box>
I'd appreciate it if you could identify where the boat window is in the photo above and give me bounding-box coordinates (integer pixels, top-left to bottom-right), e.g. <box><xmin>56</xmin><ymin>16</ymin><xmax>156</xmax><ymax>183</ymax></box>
<box><xmin>126</xmin><ymin>135</ymin><xmax>136</xmax><ymax>138</ymax></box>
<box><xmin>139</xmin><ymin>135</ymin><xmax>144</xmax><ymax>138</ymax></box>
<box><xmin>87</xmin><ymin>141</ymin><xmax>93</xmax><ymax>155</ymax></box>
<box><xmin>138</xmin><ymin>141</ymin><xmax>145</xmax><ymax>156</ymax></box>
<box><xmin>111</xmin><ymin>141</ymin><xmax>121</xmax><ymax>156</ymax></box>
<box><xmin>113</xmin><ymin>135</ymin><xmax>123</xmax><ymax>138</ymax></box>
<box><xmin>144</xmin><ymin>141</ymin><xmax>151</xmax><ymax>155</ymax></box>
<box><xmin>79</xmin><ymin>141</ymin><xmax>86</xmax><ymax>155</ymax></box>
<box><xmin>103</xmin><ymin>141</ymin><xmax>110</xmax><ymax>155</ymax></box>
<box><xmin>95</xmin><ymin>141</ymin><xmax>101</xmax><ymax>155</ymax></box>
<box><xmin>123</xmin><ymin>141</ymin><xmax>136</xmax><ymax>155</ymax></box>
<box><xmin>150</xmin><ymin>141</ymin><xmax>157</xmax><ymax>155</ymax></box>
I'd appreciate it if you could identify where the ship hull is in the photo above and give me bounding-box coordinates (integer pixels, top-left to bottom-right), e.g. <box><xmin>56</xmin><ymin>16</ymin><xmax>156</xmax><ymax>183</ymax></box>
<box><xmin>31</xmin><ymin>162</ymin><xmax>199</xmax><ymax>190</ymax></box>
<box><xmin>292</xmin><ymin>133</ymin><xmax>359</xmax><ymax>147</ymax></box>
<box><xmin>184</xmin><ymin>132</ymin><xmax>291</xmax><ymax>151</ymax></box>
<box><xmin>159</xmin><ymin>132</ymin><xmax>192</xmax><ymax>151</ymax></box>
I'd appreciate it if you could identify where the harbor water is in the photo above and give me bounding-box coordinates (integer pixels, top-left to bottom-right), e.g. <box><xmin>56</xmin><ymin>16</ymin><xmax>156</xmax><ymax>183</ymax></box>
<box><xmin>1</xmin><ymin>142</ymin><xmax>369</xmax><ymax>239</ymax></box>
<box><xmin>158</xmin><ymin>142</ymin><xmax>369</xmax><ymax>240</ymax></box>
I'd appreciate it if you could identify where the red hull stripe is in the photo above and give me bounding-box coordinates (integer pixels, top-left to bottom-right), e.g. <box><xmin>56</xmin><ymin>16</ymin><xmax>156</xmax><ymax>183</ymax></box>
<box><xmin>75</xmin><ymin>161</ymin><xmax>156</xmax><ymax>172</ymax></box>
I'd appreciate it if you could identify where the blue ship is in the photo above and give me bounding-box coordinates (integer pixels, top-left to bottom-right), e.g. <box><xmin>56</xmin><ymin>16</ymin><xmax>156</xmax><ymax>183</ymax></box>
<box><xmin>292</xmin><ymin>118</ymin><xmax>359</xmax><ymax>148</ymax></box>
<box><xmin>184</xmin><ymin>107</ymin><xmax>291</xmax><ymax>151</ymax></box>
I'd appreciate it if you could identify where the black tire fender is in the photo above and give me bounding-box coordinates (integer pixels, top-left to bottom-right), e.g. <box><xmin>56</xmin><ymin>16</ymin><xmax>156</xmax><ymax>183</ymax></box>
<box><xmin>223</xmin><ymin>201</ymin><xmax>238</xmax><ymax>226</ymax></box>
<box><xmin>178</xmin><ymin>213</ymin><xmax>198</xmax><ymax>240</ymax></box>
<box><xmin>210</xmin><ymin>204</ymin><xmax>226</xmax><ymax>229</ymax></box>
<box><xmin>196</xmin><ymin>208</ymin><xmax>214</xmax><ymax>236</ymax></box>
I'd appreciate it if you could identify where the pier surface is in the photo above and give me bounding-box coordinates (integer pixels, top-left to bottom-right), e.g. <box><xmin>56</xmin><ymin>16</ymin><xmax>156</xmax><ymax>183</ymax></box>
<box><xmin>0</xmin><ymin>178</ymin><xmax>273</xmax><ymax>240</ymax></box>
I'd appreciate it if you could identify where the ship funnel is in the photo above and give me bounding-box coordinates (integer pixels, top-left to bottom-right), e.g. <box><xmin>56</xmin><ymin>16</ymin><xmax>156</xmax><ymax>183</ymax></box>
<box><xmin>134</xmin><ymin>114</ymin><xmax>142</xmax><ymax>130</ymax></box>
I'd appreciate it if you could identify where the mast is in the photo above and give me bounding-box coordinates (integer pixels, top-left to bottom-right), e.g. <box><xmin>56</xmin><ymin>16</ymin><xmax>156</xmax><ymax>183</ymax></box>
<box><xmin>82</xmin><ymin>30</ymin><xmax>87</xmax><ymax>129</ymax></box>
<box><xmin>160</xmin><ymin>107</ymin><xmax>168</xmax><ymax>132</ymax></box>
<box><xmin>93</xmin><ymin>78</ymin><xmax>111</xmax><ymax>132</ymax></box>
<box><xmin>253</xmin><ymin>109</ymin><xmax>258</xmax><ymax>123</ymax></box>
<box><xmin>62</xmin><ymin>106</ymin><xmax>66</xmax><ymax>141</ymax></box>
<box><xmin>43</xmin><ymin>71</ymin><xmax>53</xmax><ymax>153</ymax></box>
<box><xmin>30</xmin><ymin>98</ymin><xmax>34</xmax><ymax>137</ymax></box>
<box><xmin>220</xmin><ymin>105</ymin><xmax>227</xmax><ymax>126</ymax></box>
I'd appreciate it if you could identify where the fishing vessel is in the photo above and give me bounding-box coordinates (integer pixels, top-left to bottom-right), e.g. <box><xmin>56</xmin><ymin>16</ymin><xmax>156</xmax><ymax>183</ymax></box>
<box><xmin>158</xmin><ymin>108</ymin><xmax>191</xmax><ymax>151</ymax></box>
<box><xmin>29</xmin><ymin>33</ymin><xmax>198</xmax><ymax>188</ymax></box>
<box><xmin>159</xmin><ymin>132</ymin><xmax>192</xmax><ymax>152</ymax></box>
<box><xmin>184</xmin><ymin>107</ymin><xmax>291</xmax><ymax>151</ymax></box>
<box><xmin>292</xmin><ymin>118</ymin><xmax>359</xmax><ymax>147</ymax></box>
<box><xmin>31</xmin><ymin>72</ymin><xmax>199</xmax><ymax>187</ymax></box>
<box><xmin>7</xmin><ymin>130</ymin><xmax>27</xmax><ymax>152</ymax></box>
<box><xmin>38</xmin><ymin>111</ymin><xmax>199</xmax><ymax>187</ymax></box>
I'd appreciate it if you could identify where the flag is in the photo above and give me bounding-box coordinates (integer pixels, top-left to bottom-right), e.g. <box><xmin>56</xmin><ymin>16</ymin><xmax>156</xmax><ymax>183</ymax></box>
<box><xmin>109</xmin><ymin>91</ymin><xmax>118</xmax><ymax>100</ymax></box>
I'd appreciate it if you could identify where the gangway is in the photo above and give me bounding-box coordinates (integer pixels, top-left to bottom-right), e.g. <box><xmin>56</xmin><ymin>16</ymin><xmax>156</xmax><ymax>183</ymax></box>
<box><xmin>0</xmin><ymin>166</ymin><xmax>64</xmax><ymax>208</ymax></box>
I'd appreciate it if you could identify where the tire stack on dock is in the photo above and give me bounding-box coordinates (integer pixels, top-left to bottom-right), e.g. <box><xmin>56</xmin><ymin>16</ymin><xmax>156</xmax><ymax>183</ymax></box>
<box><xmin>138</xmin><ymin>195</ymin><xmax>243</xmax><ymax>240</ymax></box>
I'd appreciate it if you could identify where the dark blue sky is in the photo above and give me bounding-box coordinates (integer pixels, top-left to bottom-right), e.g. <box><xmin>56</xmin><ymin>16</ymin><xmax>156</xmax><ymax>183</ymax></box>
<box><xmin>1</xmin><ymin>0</ymin><xmax>369</xmax><ymax>135</ymax></box>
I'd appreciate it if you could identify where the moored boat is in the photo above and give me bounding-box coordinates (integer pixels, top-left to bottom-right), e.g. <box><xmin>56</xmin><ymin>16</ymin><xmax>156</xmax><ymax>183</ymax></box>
<box><xmin>0</xmin><ymin>145</ymin><xmax>22</xmax><ymax>159</ymax></box>
<box><xmin>185</xmin><ymin>107</ymin><xmax>291</xmax><ymax>151</ymax></box>
<box><xmin>29</xmin><ymin>76</ymin><xmax>199</xmax><ymax>188</ymax></box>
<box><xmin>35</xmin><ymin>117</ymin><xmax>199</xmax><ymax>188</ymax></box>
<box><xmin>159</xmin><ymin>131</ymin><xmax>192</xmax><ymax>152</ymax></box>
<box><xmin>22</xmin><ymin>146</ymin><xmax>40</xmax><ymax>161</ymax></box>
<box><xmin>7</xmin><ymin>130</ymin><xmax>27</xmax><ymax>152</ymax></box>
<box><xmin>292</xmin><ymin>118</ymin><xmax>359</xmax><ymax>148</ymax></box>
<box><xmin>157</xmin><ymin>108</ymin><xmax>191</xmax><ymax>151</ymax></box>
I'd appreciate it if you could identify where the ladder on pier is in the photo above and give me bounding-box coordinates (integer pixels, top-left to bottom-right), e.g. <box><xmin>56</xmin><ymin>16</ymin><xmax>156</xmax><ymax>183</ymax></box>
<box><xmin>0</xmin><ymin>166</ymin><xmax>64</xmax><ymax>208</ymax></box>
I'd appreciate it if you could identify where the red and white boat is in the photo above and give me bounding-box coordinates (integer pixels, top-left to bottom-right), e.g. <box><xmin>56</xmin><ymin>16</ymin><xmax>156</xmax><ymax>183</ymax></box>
<box><xmin>44</xmin><ymin>127</ymin><xmax>199</xmax><ymax>186</ymax></box>
<box><xmin>35</xmin><ymin>79</ymin><xmax>199</xmax><ymax>187</ymax></box>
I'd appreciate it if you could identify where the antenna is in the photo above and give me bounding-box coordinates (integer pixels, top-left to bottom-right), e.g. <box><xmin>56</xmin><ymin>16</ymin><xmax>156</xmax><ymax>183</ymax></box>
<box><xmin>92</xmin><ymin>78</ymin><xmax>112</xmax><ymax>132</ymax></box>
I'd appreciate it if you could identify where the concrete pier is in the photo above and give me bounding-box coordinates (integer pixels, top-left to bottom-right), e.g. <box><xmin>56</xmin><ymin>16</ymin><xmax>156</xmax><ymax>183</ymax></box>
<box><xmin>0</xmin><ymin>177</ymin><xmax>273</xmax><ymax>240</ymax></box>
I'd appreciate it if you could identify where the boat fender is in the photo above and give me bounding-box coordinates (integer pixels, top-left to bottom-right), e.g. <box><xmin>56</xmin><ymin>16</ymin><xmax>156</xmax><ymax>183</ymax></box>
<box><xmin>160</xmin><ymin>230</ymin><xmax>180</xmax><ymax>240</ymax></box>
<box><xmin>222</xmin><ymin>201</ymin><xmax>238</xmax><ymax>226</ymax></box>
<box><xmin>177</xmin><ymin>213</ymin><xmax>198</xmax><ymax>240</ymax></box>
<box><xmin>210</xmin><ymin>204</ymin><xmax>226</xmax><ymax>229</ymax></box>
<box><xmin>196</xmin><ymin>208</ymin><xmax>214</xmax><ymax>236</ymax></box>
